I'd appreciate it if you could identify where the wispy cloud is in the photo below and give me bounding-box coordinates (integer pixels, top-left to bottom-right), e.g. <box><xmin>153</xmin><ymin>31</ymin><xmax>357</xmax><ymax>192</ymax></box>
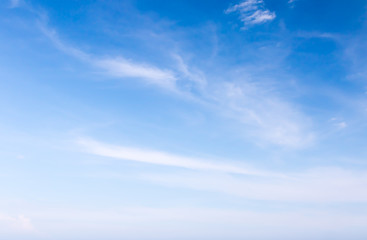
<box><xmin>38</xmin><ymin>25</ymin><xmax>90</xmax><ymax>61</ymax></box>
<box><xmin>61</xmin><ymin>34</ymin><xmax>307</xmax><ymax>148</ymax></box>
<box><xmin>145</xmin><ymin>168</ymin><xmax>367</xmax><ymax>202</ymax></box>
<box><xmin>77</xmin><ymin>138</ymin><xmax>283</xmax><ymax>178</ymax></box>
<box><xmin>29</xmin><ymin>3</ymin><xmax>312</xmax><ymax>148</ymax></box>
<box><xmin>39</xmin><ymin>25</ymin><xmax>178</xmax><ymax>91</ymax></box>
<box><xmin>38</xmin><ymin>22</ymin><xmax>211</xmax><ymax>95</ymax></box>
<box><xmin>78</xmin><ymin>138</ymin><xmax>367</xmax><ymax>203</ymax></box>
<box><xmin>95</xmin><ymin>58</ymin><xmax>177</xmax><ymax>90</ymax></box>
<box><xmin>225</xmin><ymin>0</ymin><xmax>276</xmax><ymax>29</ymax></box>
<box><xmin>173</xmin><ymin>54</ymin><xmax>207</xmax><ymax>91</ymax></box>
<box><xmin>212</xmin><ymin>81</ymin><xmax>314</xmax><ymax>147</ymax></box>
<box><xmin>288</xmin><ymin>0</ymin><xmax>300</xmax><ymax>8</ymax></box>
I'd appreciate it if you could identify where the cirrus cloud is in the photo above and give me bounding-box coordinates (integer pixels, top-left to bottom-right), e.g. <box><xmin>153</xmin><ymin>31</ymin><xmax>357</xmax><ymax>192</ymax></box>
<box><xmin>225</xmin><ymin>0</ymin><xmax>276</xmax><ymax>29</ymax></box>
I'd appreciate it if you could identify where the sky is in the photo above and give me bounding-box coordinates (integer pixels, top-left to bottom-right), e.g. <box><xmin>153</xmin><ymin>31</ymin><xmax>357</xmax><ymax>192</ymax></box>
<box><xmin>1</xmin><ymin>0</ymin><xmax>367</xmax><ymax>239</ymax></box>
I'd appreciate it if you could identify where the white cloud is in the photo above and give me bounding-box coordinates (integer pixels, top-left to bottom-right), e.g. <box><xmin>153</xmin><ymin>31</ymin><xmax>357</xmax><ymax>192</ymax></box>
<box><xmin>78</xmin><ymin>138</ymin><xmax>367</xmax><ymax>203</ymax></box>
<box><xmin>225</xmin><ymin>0</ymin><xmax>276</xmax><ymax>29</ymax></box>
<box><xmin>96</xmin><ymin>58</ymin><xmax>177</xmax><ymax>90</ymax></box>
<box><xmin>77</xmin><ymin>138</ymin><xmax>283</xmax><ymax>178</ymax></box>
<box><xmin>37</xmin><ymin>8</ymin><xmax>312</xmax><ymax>148</ymax></box>
<box><xmin>213</xmin><ymin>82</ymin><xmax>314</xmax><ymax>147</ymax></box>
<box><xmin>296</xmin><ymin>31</ymin><xmax>340</xmax><ymax>40</ymax></box>
<box><xmin>145</xmin><ymin>168</ymin><xmax>367</xmax><ymax>202</ymax></box>
<box><xmin>39</xmin><ymin>25</ymin><xmax>178</xmax><ymax>92</ymax></box>
<box><xmin>288</xmin><ymin>0</ymin><xmax>300</xmax><ymax>8</ymax></box>
<box><xmin>44</xmin><ymin>28</ymin><xmax>311</xmax><ymax>147</ymax></box>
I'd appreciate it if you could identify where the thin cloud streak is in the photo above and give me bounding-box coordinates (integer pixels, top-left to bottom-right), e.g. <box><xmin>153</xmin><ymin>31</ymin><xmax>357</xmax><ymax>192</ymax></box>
<box><xmin>78</xmin><ymin>138</ymin><xmax>367</xmax><ymax>203</ymax></box>
<box><xmin>77</xmin><ymin>138</ymin><xmax>285</xmax><ymax>178</ymax></box>
<box><xmin>144</xmin><ymin>168</ymin><xmax>367</xmax><ymax>202</ymax></box>
<box><xmin>39</xmin><ymin>24</ymin><xmax>178</xmax><ymax>91</ymax></box>
<box><xmin>96</xmin><ymin>58</ymin><xmax>177</xmax><ymax>90</ymax></box>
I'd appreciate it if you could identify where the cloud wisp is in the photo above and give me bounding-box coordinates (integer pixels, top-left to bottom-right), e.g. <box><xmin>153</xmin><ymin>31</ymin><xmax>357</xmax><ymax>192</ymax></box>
<box><xmin>38</xmin><ymin>25</ymin><xmax>178</xmax><ymax>92</ymax></box>
<box><xmin>77</xmin><ymin>138</ymin><xmax>283</xmax><ymax>178</ymax></box>
<box><xmin>212</xmin><ymin>81</ymin><xmax>314</xmax><ymax>147</ymax></box>
<box><xmin>95</xmin><ymin>58</ymin><xmax>177</xmax><ymax>91</ymax></box>
<box><xmin>39</xmin><ymin>21</ymin><xmax>312</xmax><ymax>147</ymax></box>
<box><xmin>225</xmin><ymin>0</ymin><xmax>276</xmax><ymax>29</ymax></box>
<box><xmin>78</xmin><ymin>138</ymin><xmax>367</xmax><ymax>203</ymax></box>
<box><xmin>29</xmin><ymin>3</ymin><xmax>313</xmax><ymax>148</ymax></box>
<box><xmin>144</xmin><ymin>168</ymin><xmax>367</xmax><ymax>202</ymax></box>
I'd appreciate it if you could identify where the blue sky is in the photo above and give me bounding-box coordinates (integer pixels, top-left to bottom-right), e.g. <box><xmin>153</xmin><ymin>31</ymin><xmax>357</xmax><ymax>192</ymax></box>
<box><xmin>1</xmin><ymin>0</ymin><xmax>367</xmax><ymax>239</ymax></box>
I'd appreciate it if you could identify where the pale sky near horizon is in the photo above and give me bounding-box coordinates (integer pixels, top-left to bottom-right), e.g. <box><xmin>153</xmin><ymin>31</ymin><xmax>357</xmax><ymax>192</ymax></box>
<box><xmin>1</xmin><ymin>0</ymin><xmax>367</xmax><ymax>239</ymax></box>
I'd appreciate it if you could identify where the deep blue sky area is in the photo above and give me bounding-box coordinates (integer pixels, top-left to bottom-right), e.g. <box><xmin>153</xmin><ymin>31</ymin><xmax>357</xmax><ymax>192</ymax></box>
<box><xmin>1</xmin><ymin>0</ymin><xmax>367</xmax><ymax>239</ymax></box>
